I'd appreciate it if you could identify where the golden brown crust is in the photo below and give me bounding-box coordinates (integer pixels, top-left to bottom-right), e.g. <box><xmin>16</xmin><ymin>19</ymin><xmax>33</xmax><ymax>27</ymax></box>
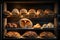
<box><xmin>44</xmin><ymin>9</ymin><xmax>54</xmax><ymax>15</ymax></box>
<box><xmin>6</xmin><ymin>23</ymin><xmax>18</xmax><ymax>28</ymax></box>
<box><xmin>39</xmin><ymin>32</ymin><xmax>55</xmax><ymax>38</ymax></box>
<box><xmin>12</xmin><ymin>8</ymin><xmax>19</xmax><ymax>16</ymax></box>
<box><xmin>22</xmin><ymin>31</ymin><xmax>38</xmax><ymax>38</ymax></box>
<box><xmin>28</xmin><ymin>9</ymin><xmax>36</xmax><ymax>14</ymax></box>
<box><xmin>36</xmin><ymin>9</ymin><xmax>43</xmax><ymax>15</ymax></box>
<box><xmin>33</xmin><ymin>23</ymin><xmax>41</xmax><ymax>28</ymax></box>
<box><xmin>6</xmin><ymin>31</ymin><xmax>21</xmax><ymax>38</ymax></box>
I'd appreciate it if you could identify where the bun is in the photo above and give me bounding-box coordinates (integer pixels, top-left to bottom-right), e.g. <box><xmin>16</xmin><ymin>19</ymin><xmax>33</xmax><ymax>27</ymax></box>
<box><xmin>46</xmin><ymin>23</ymin><xmax>54</xmax><ymax>28</ymax></box>
<box><xmin>41</xmin><ymin>24</ymin><xmax>47</xmax><ymax>29</ymax></box>
<box><xmin>12</xmin><ymin>8</ymin><xmax>19</xmax><ymax>16</ymax></box>
<box><xmin>20</xmin><ymin>9</ymin><xmax>27</xmax><ymax>18</ymax></box>
<box><xmin>28</xmin><ymin>9</ymin><xmax>36</xmax><ymax>18</ymax></box>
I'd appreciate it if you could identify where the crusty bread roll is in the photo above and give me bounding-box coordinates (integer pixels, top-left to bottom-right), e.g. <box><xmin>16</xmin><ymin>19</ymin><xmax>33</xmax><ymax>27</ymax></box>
<box><xmin>22</xmin><ymin>31</ymin><xmax>38</xmax><ymax>38</ymax></box>
<box><xmin>47</xmin><ymin>32</ymin><xmax>55</xmax><ymax>38</ymax></box>
<box><xmin>36</xmin><ymin>9</ymin><xmax>43</xmax><ymax>15</ymax></box>
<box><xmin>39</xmin><ymin>32</ymin><xmax>47</xmax><ymax>38</ymax></box>
<box><xmin>27</xmin><ymin>9</ymin><xmax>36</xmax><ymax>18</ymax></box>
<box><xmin>19</xmin><ymin>18</ymin><xmax>33</xmax><ymax>28</ymax></box>
<box><xmin>39</xmin><ymin>32</ymin><xmax>56</xmax><ymax>38</ymax></box>
<box><xmin>28</xmin><ymin>9</ymin><xmax>36</xmax><ymax>14</ymax></box>
<box><xmin>6</xmin><ymin>23</ymin><xmax>18</xmax><ymax>28</ymax></box>
<box><xmin>33</xmin><ymin>23</ymin><xmax>41</xmax><ymax>28</ymax></box>
<box><xmin>20</xmin><ymin>9</ymin><xmax>27</xmax><ymax>14</ymax></box>
<box><xmin>12</xmin><ymin>8</ymin><xmax>19</xmax><ymax>16</ymax></box>
<box><xmin>44</xmin><ymin>9</ymin><xmax>54</xmax><ymax>15</ymax></box>
<box><xmin>6</xmin><ymin>31</ymin><xmax>21</xmax><ymax>38</ymax></box>
<box><xmin>46</xmin><ymin>23</ymin><xmax>54</xmax><ymax>28</ymax></box>
<box><xmin>41</xmin><ymin>23</ymin><xmax>54</xmax><ymax>29</ymax></box>
<box><xmin>20</xmin><ymin>9</ymin><xmax>27</xmax><ymax>18</ymax></box>
<box><xmin>4</xmin><ymin>10</ymin><xmax>12</xmax><ymax>17</ymax></box>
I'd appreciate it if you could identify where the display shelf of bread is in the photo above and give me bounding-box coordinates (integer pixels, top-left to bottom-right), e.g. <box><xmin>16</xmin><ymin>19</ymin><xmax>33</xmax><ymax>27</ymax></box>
<box><xmin>4</xmin><ymin>30</ymin><xmax>56</xmax><ymax>39</ymax></box>
<box><xmin>3</xmin><ymin>2</ymin><xmax>58</xmax><ymax>40</ymax></box>
<box><xmin>4</xmin><ymin>8</ymin><xmax>55</xmax><ymax>18</ymax></box>
<box><xmin>5</xmin><ymin>18</ymin><xmax>55</xmax><ymax>29</ymax></box>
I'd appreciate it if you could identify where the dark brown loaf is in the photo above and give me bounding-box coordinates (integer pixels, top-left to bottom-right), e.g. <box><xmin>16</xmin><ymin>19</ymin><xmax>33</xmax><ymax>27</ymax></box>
<box><xmin>22</xmin><ymin>31</ymin><xmax>38</xmax><ymax>38</ymax></box>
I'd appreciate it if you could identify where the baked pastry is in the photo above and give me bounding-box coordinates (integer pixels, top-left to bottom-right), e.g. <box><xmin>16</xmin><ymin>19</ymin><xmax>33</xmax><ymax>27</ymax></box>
<box><xmin>4</xmin><ymin>10</ymin><xmax>12</xmax><ymax>17</ymax></box>
<box><xmin>12</xmin><ymin>8</ymin><xmax>19</xmax><ymax>16</ymax></box>
<box><xmin>46</xmin><ymin>23</ymin><xmax>54</xmax><ymax>28</ymax></box>
<box><xmin>41</xmin><ymin>24</ymin><xmax>47</xmax><ymax>29</ymax></box>
<box><xmin>19</xmin><ymin>18</ymin><xmax>33</xmax><ymax>28</ymax></box>
<box><xmin>44</xmin><ymin>9</ymin><xmax>54</xmax><ymax>15</ymax></box>
<box><xmin>11</xmin><ymin>23</ymin><xmax>18</xmax><ymax>28</ymax></box>
<box><xmin>20</xmin><ymin>9</ymin><xmax>27</xmax><ymax>18</ymax></box>
<box><xmin>39</xmin><ymin>32</ymin><xmax>47</xmax><ymax>38</ymax></box>
<box><xmin>41</xmin><ymin>23</ymin><xmax>54</xmax><ymax>29</ymax></box>
<box><xmin>39</xmin><ymin>32</ymin><xmax>56</xmax><ymax>38</ymax></box>
<box><xmin>5</xmin><ymin>31</ymin><xmax>21</xmax><ymax>38</ymax></box>
<box><xmin>27</xmin><ymin>9</ymin><xmax>36</xmax><ymax>18</ymax></box>
<box><xmin>22</xmin><ymin>31</ymin><xmax>38</xmax><ymax>38</ymax></box>
<box><xmin>33</xmin><ymin>23</ymin><xmax>41</xmax><ymax>28</ymax></box>
<box><xmin>36</xmin><ymin>9</ymin><xmax>43</xmax><ymax>17</ymax></box>
<box><xmin>47</xmin><ymin>32</ymin><xmax>55</xmax><ymax>38</ymax></box>
<box><xmin>6</xmin><ymin>23</ymin><xmax>18</xmax><ymax>28</ymax></box>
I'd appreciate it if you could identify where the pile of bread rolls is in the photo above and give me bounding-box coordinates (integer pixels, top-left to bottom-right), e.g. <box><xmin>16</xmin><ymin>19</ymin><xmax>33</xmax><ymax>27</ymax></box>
<box><xmin>6</xmin><ymin>18</ymin><xmax>54</xmax><ymax>29</ymax></box>
<box><xmin>4</xmin><ymin>30</ymin><xmax>56</xmax><ymax>39</ymax></box>
<box><xmin>4</xmin><ymin>8</ymin><xmax>54</xmax><ymax>18</ymax></box>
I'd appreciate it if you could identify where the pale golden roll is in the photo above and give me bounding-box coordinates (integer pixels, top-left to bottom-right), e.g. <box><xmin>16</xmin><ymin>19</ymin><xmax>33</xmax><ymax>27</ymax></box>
<box><xmin>19</xmin><ymin>18</ymin><xmax>33</xmax><ymax>28</ymax></box>
<box><xmin>33</xmin><ymin>23</ymin><xmax>41</xmax><ymax>28</ymax></box>
<box><xmin>22</xmin><ymin>31</ymin><xmax>38</xmax><ymax>38</ymax></box>
<box><xmin>6</xmin><ymin>31</ymin><xmax>21</xmax><ymax>38</ymax></box>
<box><xmin>41</xmin><ymin>24</ymin><xmax>47</xmax><ymax>29</ymax></box>
<box><xmin>46</xmin><ymin>23</ymin><xmax>54</xmax><ymax>28</ymax></box>
<box><xmin>12</xmin><ymin>8</ymin><xmax>19</xmax><ymax>16</ymax></box>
